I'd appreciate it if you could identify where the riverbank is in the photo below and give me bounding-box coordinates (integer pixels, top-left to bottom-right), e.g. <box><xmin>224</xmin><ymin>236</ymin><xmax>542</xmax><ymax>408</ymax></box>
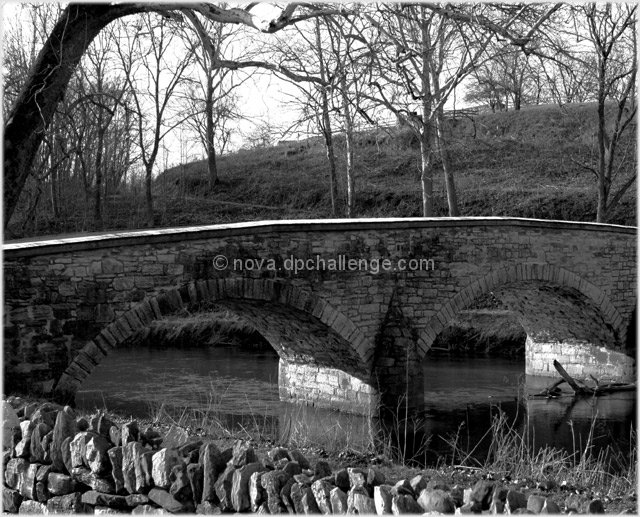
<box><xmin>3</xmin><ymin>395</ymin><xmax>636</xmax><ymax>514</ymax></box>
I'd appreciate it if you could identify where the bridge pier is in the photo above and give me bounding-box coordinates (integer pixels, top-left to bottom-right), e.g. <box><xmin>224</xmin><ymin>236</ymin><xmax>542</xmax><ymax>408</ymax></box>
<box><xmin>525</xmin><ymin>335</ymin><xmax>636</xmax><ymax>383</ymax></box>
<box><xmin>278</xmin><ymin>359</ymin><xmax>379</xmax><ymax>415</ymax></box>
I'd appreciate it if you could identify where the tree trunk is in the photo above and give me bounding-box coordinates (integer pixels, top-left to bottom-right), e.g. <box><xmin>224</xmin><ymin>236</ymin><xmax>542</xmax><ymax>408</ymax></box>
<box><xmin>205</xmin><ymin>79</ymin><xmax>218</xmax><ymax>189</ymax></box>
<box><xmin>3</xmin><ymin>4</ymin><xmax>146</xmax><ymax>229</ymax></box>
<box><xmin>145</xmin><ymin>163</ymin><xmax>154</xmax><ymax>227</ymax></box>
<box><xmin>340</xmin><ymin>73</ymin><xmax>355</xmax><ymax>218</ymax></box>
<box><xmin>419</xmin><ymin>134</ymin><xmax>434</xmax><ymax>217</ymax></box>
<box><xmin>596</xmin><ymin>59</ymin><xmax>609</xmax><ymax>223</ymax></box>
<box><xmin>435</xmin><ymin>109</ymin><xmax>459</xmax><ymax>216</ymax></box>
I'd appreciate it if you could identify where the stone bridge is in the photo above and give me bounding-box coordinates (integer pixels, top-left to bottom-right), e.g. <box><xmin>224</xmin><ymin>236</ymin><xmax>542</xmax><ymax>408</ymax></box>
<box><xmin>3</xmin><ymin>218</ymin><xmax>637</xmax><ymax>414</ymax></box>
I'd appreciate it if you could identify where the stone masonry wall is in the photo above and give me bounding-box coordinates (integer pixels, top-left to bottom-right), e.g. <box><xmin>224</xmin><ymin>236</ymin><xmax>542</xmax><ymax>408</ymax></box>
<box><xmin>3</xmin><ymin>218</ymin><xmax>636</xmax><ymax>410</ymax></box>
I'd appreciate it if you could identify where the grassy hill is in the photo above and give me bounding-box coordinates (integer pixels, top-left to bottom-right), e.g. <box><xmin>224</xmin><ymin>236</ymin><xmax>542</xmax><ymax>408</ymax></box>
<box><xmin>154</xmin><ymin>102</ymin><xmax>636</xmax><ymax>227</ymax></box>
<box><xmin>8</xmin><ymin>102</ymin><xmax>637</xmax><ymax>238</ymax></box>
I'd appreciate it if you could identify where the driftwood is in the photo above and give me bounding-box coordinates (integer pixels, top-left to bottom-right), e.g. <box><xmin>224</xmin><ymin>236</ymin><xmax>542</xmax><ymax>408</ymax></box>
<box><xmin>532</xmin><ymin>360</ymin><xmax>636</xmax><ymax>398</ymax></box>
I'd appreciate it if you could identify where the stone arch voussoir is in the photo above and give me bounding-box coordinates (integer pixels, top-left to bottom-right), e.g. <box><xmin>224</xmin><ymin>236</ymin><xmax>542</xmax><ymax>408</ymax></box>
<box><xmin>416</xmin><ymin>263</ymin><xmax>624</xmax><ymax>360</ymax></box>
<box><xmin>55</xmin><ymin>278</ymin><xmax>368</xmax><ymax>399</ymax></box>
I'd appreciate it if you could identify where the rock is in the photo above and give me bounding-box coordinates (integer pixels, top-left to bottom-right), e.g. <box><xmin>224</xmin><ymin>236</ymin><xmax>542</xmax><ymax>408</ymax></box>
<box><xmin>314</xmin><ymin>460</ymin><xmax>332</xmax><ymax>479</ymax></box>
<box><xmin>288</xmin><ymin>449</ymin><xmax>310</xmax><ymax>470</ymax></box>
<box><xmin>148</xmin><ymin>487</ymin><xmax>193</xmax><ymax>513</ymax></box>
<box><xmin>196</xmin><ymin>501</ymin><xmax>222</xmax><ymax>514</ymax></box>
<box><xmin>51</xmin><ymin>407</ymin><xmax>77</xmax><ymax>470</ymax></box>
<box><xmin>450</xmin><ymin>485</ymin><xmax>464</xmax><ymax>507</ymax></box>
<box><xmin>200</xmin><ymin>442</ymin><xmax>228</xmax><ymax>503</ymax></box>
<box><xmin>417</xmin><ymin>488</ymin><xmax>456</xmax><ymax>514</ymax></box>
<box><xmin>30</xmin><ymin>406</ymin><xmax>58</xmax><ymax>429</ymax></box>
<box><xmin>125</xmin><ymin>494</ymin><xmax>150</xmax><ymax>507</ymax></box>
<box><xmin>261</xmin><ymin>469</ymin><xmax>291</xmax><ymax>513</ymax></box>
<box><xmin>231</xmin><ymin>440</ymin><xmax>258</xmax><ymax>467</ymax></box>
<box><xmin>71</xmin><ymin>466</ymin><xmax>116</xmax><ymax>493</ymax></box>
<box><xmin>90</xmin><ymin>412</ymin><xmax>115</xmax><ymax>438</ymax></box>
<box><xmin>94</xmin><ymin>507</ymin><xmax>126</xmax><ymax>514</ymax></box>
<box><xmin>151</xmin><ymin>448</ymin><xmax>181</xmax><ymax>489</ymax></box>
<box><xmin>256</xmin><ymin>502</ymin><xmax>269</xmax><ymax>514</ymax></box>
<box><xmin>280</xmin><ymin>477</ymin><xmax>296</xmax><ymax>513</ymax></box>
<box><xmin>347</xmin><ymin>485</ymin><xmax>376</xmax><ymax>514</ymax></box>
<box><xmin>347</xmin><ymin>467</ymin><xmax>367</xmax><ymax>489</ymax></box>
<box><xmin>178</xmin><ymin>439</ymin><xmax>203</xmax><ymax>458</ymax></box>
<box><xmin>391</xmin><ymin>493</ymin><xmax>423</xmax><ymax>514</ymax></box>
<box><xmin>5</xmin><ymin>458</ymin><xmax>29</xmax><ymax>489</ymax></box>
<box><xmin>367</xmin><ymin>467</ymin><xmax>385</xmax><ymax>487</ymax></box>
<box><xmin>333</xmin><ymin>468</ymin><xmax>350</xmax><ymax>492</ymax></box>
<box><xmin>410</xmin><ymin>474</ymin><xmax>428</xmax><ymax>494</ymax></box>
<box><xmin>587</xmin><ymin>499</ymin><xmax>606</xmax><ymax>514</ymax></box>
<box><xmin>86</xmin><ymin>434</ymin><xmax>112</xmax><ymax>475</ymax></box>
<box><xmin>3</xmin><ymin>486</ymin><xmax>23</xmax><ymax>513</ymax></box>
<box><xmin>14</xmin><ymin>437</ymin><xmax>31</xmax><ymax>459</ymax></box>
<box><xmin>162</xmin><ymin>425</ymin><xmax>188</xmax><ymax>449</ymax></box>
<box><xmin>214</xmin><ymin>465</ymin><xmax>236</xmax><ymax>511</ymax></box>
<box><xmin>35</xmin><ymin>465</ymin><xmax>51</xmax><ymax>483</ymax></box>
<box><xmin>506</xmin><ymin>489</ymin><xmax>528</xmax><ymax>512</ymax></box>
<box><xmin>34</xmin><ymin>482</ymin><xmax>48</xmax><ymax>504</ymax></box>
<box><xmin>187</xmin><ymin>463</ymin><xmax>204</xmax><ymax>507</ymax></box>
<box><xmin>122</xmin><ymin>441</ymin><xmax>143</xmax><ymax>494</ymax></box>
<box><xmin>291</xmin><ymin>483</ymin><xmax>320</xmax><ymax>514</ymax></box>
<box><xmin>311</xmin><ymin>479</ymin><xmax>333</xmax><ymax>514</ymax></box>
<box><xmin>249</xmin><ymin>471</ymin><xmax>267</xmax><ymax>512</ymax></box>
<box><xmin>282</xmin><ymin>461</ymin><xmax>302</xmax><ymax>478</ymax></box>
<box><xmin>137</xmin><ymin>450</ymin><xmax>154</xmax><ymax>492</ymax></box>
<box><xmin>40</xmin><ymin>432</ymin><xmax>53</xmax><ymax>464</ymax></box>
<box><xmin>121</xmin><ymin>421</ymin><xmax>139</xmax><ymax>445</ymax></box>
<box><xmin>19</xmin><ymin>463</ymin><xmax>38</xmax><ymax>500</ymax></box>
<box><xmin>46</xmin><ymin>492</ymin><xmax>89</xmax><ymax>513</ymax></box>
<box><xmin>374</xmin><ymin>484</ymin><xmax>393</xmax><ymax>514</ymax></box>
<box><xmin>471</xmin><ymin>479</ymin><xmax>496</xmax><ymax>510</ymax></box>
<box><xmin>527</xmin><ymin>494</ymin><xmax>547</xmax><ymax>513</ymax></box>
<box><xmin>107</xmin><ymin>447</ymin><xmax>125</xmax><ymax>494</ymax></box>
<box><xmin>542</xmin><ymin>498</ymin><xmax>561</xmax><ymax>514</ymax></box>
<box><xmin>392</xmin><ymin>479</ymin><xmax>414</xmax><ymax>497</ymax></box>
<box><xmin>131</xmin><ymin>504</ymin><xmax>164</xmax><ymax>514</ymax></box>
<box><xmin>141</xmin><ymin>427</ymin><xmax>163</xmax><ymax>449</ymax></box>
<box><xmin>109</xmin><ymin>426</ymin><xmax>121</xmax><ymax>447</ymax></box>
<box><xmin>3</xmin><ymin>402</ymin><xmax>21</xmax><ymax>449</ymax></box>
<box><xmin>29</xmin><ymin>423</ymin><xmax>51</xmax><ymax>463</ymax></box>
<box><xmin>81</xmin><ymin>491</ymin><xmax>129</xmax><ymax>510</ymax></box>
<box><xmin>490</xmin><ymin>499</ymin><xmax>505</xmax><ymax>514</ymax></box>
<box><xmin>69</xmin><ymin>431</ymin><xmax>95</xmax><ymax>468</ymax></box>
<box><xmin>268</xmin><ymin>447</ymin><xmax>290</xmax><ymax>462</ymax></box>
<box><xmin>232</xmin><ymin>462</ymin><xmax>265</xmax><ymax>512</ymax></box>
<box><xmin>76</xmin><ymin>418</ymin><xmax>89</xmax><ymax>432</ymax></box>
<box><xmin>60</xmin><ymin>437</ymin><xmax>73</xmax><ymax>475</ymax></box>
<box><xmin>169</xmin><ymin>464</ymin><xmax>193</xmax><ymax>504</ymax></box>
<box><xmin>17</xmin><ymin>500</ymin><xmax>47</xmax><ymax>514</ymax></box>
<box><xmin>47</xmin><ymin>472</ymin><xmax>75</xmax><ymax>496</ymax></box>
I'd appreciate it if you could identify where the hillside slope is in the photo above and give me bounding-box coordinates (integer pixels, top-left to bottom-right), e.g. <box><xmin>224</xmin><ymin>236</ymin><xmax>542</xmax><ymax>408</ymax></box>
<box><xmin>156</xmin><ymin>102</ymin><xmax>637</xmax><ymax>227</ymax></box>
<box><xmin>8</xmin><ymin>103</ymin><xmax>637</xmax><ymax>238</ymax></box>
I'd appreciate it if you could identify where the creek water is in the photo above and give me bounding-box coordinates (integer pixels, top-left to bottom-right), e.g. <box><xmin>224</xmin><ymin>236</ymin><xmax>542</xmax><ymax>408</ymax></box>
<box><xmin>76</xmin><ymin>345</ymin><xmax>636</xmax><ymax>468</ymax></box>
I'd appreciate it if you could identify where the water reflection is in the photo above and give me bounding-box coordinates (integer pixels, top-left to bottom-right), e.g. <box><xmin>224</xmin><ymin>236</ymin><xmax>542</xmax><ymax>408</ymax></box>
<box><xmin>77</xmin><ymin>346</ymin><xmax>635</xmax><ymax>468</ymax></box>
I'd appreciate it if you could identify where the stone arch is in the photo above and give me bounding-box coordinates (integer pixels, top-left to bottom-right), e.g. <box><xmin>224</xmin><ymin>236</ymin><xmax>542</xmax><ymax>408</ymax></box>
<box><xmin>416</xmin><ymin>263</ymin><xmax>626</xmax><ymax>359</ymax></box>
<box><xmin>54</xmin><ymin>277</ymin><xmax>369</xmax><ymax>400</ymax></box>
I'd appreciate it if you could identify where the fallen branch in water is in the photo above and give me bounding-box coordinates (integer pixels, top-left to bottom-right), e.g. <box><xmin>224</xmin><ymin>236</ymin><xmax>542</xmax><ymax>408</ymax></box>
<box><xmin>532</xmin><ymin>360</ymin><xmax>636</xmax><ymax>398</ymax></box>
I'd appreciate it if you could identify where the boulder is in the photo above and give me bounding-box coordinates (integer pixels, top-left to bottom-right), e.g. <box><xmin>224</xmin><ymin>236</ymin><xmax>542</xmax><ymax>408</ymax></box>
<box><xmin>329</xmin><ymin>487</ymin><xmax>348</xmax><ymax>514</ymax></box>
<box><xmin>200</xmin><ymin>442</ymin><xmax>227</xmax><ymax>503</ymax></box>
<box><xmin>187</xmin><ymin>463</ymin><xmax>204</xmax><ymax>507</ymax></box>
<box><xmin>121</xmin><ymin>422</ymin><xmax>139</xmax><ymax>445</ymax></box>
<box><xmin>86</xmin><ymin>434</ymin><xmax>112</xmax><ymax>475</ymax></box>
<box><xmin>214</xmin><ymin>465</ymin><xmax>236</xmax><ymax>511</ymax></box>
<box><xmin>392</xmin><ymin>493</ymin><xmax>423</xmax><ymax>514</ymax></box>
<box><xmin>107</xmin><ymin>447</ymin><xmax>125</xmax><ymax>494</ymax></box>
<box><xmin>169</xmin><ymin>464</ymin><xmax>193</xmax><ymax>504</ymax></box>
<box><xmin>282</xmin><ymin>461</ymin><xmax>302</xmax><ymax>478</ymax></box>
<box><xmin>314</xmin><ymin>460</ymin><xmax>332</xmax><ymax>479</ymax></box>
<box><xmin>288</xmin><ymin>449</ymin><xmax>310</xmax><ymax>470</ymax></box>
<box><xmin>291</xmin><ymin>483</ymin><xmax>320</xmax><ymax>514</ymax></box>
<box><xmin>46</xmin><ymin>492</ymin><xmax>89</xmax><ymax>513</ymax></box>
<box><xmin>122</xmin><ymin>441</ymin><xmax>143</xmax><ymax>494</ymax></box>
<box><xmin>125</xmin><ymin>494</ymin><xmax>150</xmax><ymax>507</ymax></box>
<box><xmin>90</xmin><ymin>412</ymin><xmax>115</xmax><ymax>438</ymax></box>
<box><xmin>249</xmin><ymin>471</ymin><xmax>267</xmax><ymax>512</ymax></box>
<box><xmin>17</xmin><ymin>500</ymin><xmax>47</xmax><ymax>514</ymax></box>
<box><xmin>417</xmin><ymin>488</ymin><xmax>456</xmax><ymax>514</ymax></box>
<box><xmin>392</xmin><ymin>479</ymin><xmax>414</xmax><ymax>497</ymax></box>
<box><xmin>231</xmin><ymin>462</ymin><xmax>265</xmax><ymax>512</ymax></box>
<box><xmin>81</xmin><ymin>491</ymin><xmax>129</xmax><ymax>510</ymax></box>
<box><xmin>29</xmin><ymin>423</ymin><xmax>51</xmax><ymax>463</ymax></box>
<box><xmin>347</xmin><ymin>485</ymin><xmax>376</xmax><ymax>514</ymax></box>
<box><xmin>5</xmin><ymin>458</ymin><xmax>29</xmax><ymax>490</ymax></box>
<box><xmin>137</xmin><ymin>451</ymin><xmax>154</xmax><ymax>492</ymax></box>
<box><xmin>69</xmin><ymin>432</ymin><xmax>97</xmax><ymax>469</ymax></box>
<box><xmin>162</xmin><ymin>425</ymin><xmax>188</xmax><ymax>449</ymax></box>
<box><xmin>231</xmin><ymin>440</ymin><xmax>257</xmax><ymax>467</ymax></box>
<box><xmin>147</xmin><ymin>487</ymin><xmax>193</xmax><ymax>513</ymax></box>
<box><xmin>506</xmin><ymin>489</ymin><xmax>528</xmax><ymax>512</ymax></box>
<box><xmin>311</xmin><ymin>479</ymin><xmax>333</xmax><ymax>514</ymax></box>
<box><xmin>267</xmin><ymin>447</ymin><xmax>290</xmax><ymax>462</ymax></box>
<box><xmin>19</xmin><ymin>463</ymin><xmax>38</xmax><ymax>500</ymax></box>
<box><xmin>3</xmin><ymin>402</ymin><xmax>21</xmax><ymax>449</ymax></box>
<box><xmin>527</xmin><ymin>494</ymin><xmax>547</xmax><ymax>513</ymax></box>
<box><xmin>333</xmin><ymin>468</ymin><xmax>350</xmax><ymax>492</ymax></box>
<box><xmin>3</xmin><ymin>486</ymin><xmax>23</xmax><ymax>513</ymax></box>
<box><xmin>261</xmin><ymin>469</ymin><xmax>291</xmax><ymax>514</ymax></box>
<box><xmin>34</xmin><ymin>482</ymin><xmax>48</xmax><ymax>504</ymax></box>
<box><xmin>151</xmin><ymin>448</ymin><xmax>180</xmax><ymax>489</ymax></box>
<box><xmin>195</xmin><ymin>501</ymin><xmax>222</xmax><ymax>514</ymax></box>
<box><xmin>588</xmin><ymin>499</ymin><xmax>606</xmax><ymax>514</ymax></box>
<box><xmin>71</xmin><ymin>466</ymin><xmax>116</xmax><ymax>493</ymax></box>
<box><xmin>109</xmin><ymin>427</ymin><xmax>121</xmax><ymax>447</ymax></box>
<box><xmin>280</xmin><ymin>477</ymin><xmax>295</xmax><ymax>513</ymax></box>
<box><xmin>471</xmin><ymin>479</ymin><xmax>495</xmax><ymax>510</ymax></box>
<box><xmin>374</xmin><ymin>484</ymin><xmax>393</xmax><ymax>514</ymax></box>
<box><xmin>47</xmin><ymin>472</ymin><xmax>75</xmax><ymax>496</ymax></box>
<box><xmin>131</xmin><ymin>504</ymin><xmax>164</xmax><ymax>514</ymax></box>
<box><xmin>60</xmin><ymin>437</ymin><xmax>73</xmax><ymax>475</ymax></box>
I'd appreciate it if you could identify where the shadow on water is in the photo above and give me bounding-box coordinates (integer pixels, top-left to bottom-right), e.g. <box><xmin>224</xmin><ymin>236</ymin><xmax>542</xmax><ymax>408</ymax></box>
<box><xmin>77</xmin><ymin>346</ymin><xmax>635</xmax><ymax>469</ymax></box>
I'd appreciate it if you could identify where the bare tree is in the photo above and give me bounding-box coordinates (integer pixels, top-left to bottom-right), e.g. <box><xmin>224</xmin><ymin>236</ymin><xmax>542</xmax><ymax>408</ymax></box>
<box><xmin>3</xmin><ymin>3</ymin><xmax>346</xmax><ymax>229</ymax></box>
